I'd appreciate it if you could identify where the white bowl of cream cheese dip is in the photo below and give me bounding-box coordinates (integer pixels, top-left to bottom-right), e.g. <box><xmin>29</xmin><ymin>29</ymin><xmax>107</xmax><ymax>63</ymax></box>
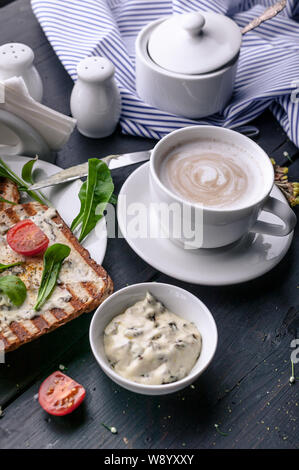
<box><xmin>89</xmin><ymin>282</ymin><xmax>218</xmax><ymax>395</ymax></box>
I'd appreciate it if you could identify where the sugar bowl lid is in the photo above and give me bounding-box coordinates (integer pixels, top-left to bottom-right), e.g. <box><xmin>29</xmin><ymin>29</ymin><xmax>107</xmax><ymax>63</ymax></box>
<box><xmin>147</xmin><ymin>11</ymin><xmax>242</xmax><ymax>75</ymax></box>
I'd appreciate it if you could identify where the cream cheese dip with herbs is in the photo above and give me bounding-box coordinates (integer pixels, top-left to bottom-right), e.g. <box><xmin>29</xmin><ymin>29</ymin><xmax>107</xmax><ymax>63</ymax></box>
<box><xmin>104</xmin><ymin>292</ymin><xmax>202</xmax><ymax>385</ymax></box>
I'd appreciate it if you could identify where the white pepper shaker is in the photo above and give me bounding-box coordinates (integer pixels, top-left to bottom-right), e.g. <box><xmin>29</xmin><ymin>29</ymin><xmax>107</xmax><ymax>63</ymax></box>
<box><xmin>0</xmin><ymin>43</ymin><xmax>43</xmax><ymax>102</ymax></box>
<box><xmin>70</xmin><ymin>56</ymin><xmax>121</xmax><ymax>138</ymax></box>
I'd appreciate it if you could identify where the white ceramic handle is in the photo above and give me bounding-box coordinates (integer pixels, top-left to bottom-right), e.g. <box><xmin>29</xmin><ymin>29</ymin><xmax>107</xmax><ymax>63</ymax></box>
<box><xmin>251</xmin><ymin>196</ymin><xmax>297</xmax><ymax>236</ymax></box>
<box><xmin>0</xmin><ymin>109</ymin><xmax>52</xmax><ymax>161</ymax></box>
<box><xmin>182</xmin><ymin>12</ymin><xmax>206</xmax><ymax>36</ymax></box>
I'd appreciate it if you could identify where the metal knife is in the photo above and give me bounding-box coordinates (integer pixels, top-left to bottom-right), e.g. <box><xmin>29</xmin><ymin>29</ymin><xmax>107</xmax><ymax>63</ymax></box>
<box><xmin>28</xmin><ymin>149</ymin><xmax>152</xmax><ymax>191</ymax></box>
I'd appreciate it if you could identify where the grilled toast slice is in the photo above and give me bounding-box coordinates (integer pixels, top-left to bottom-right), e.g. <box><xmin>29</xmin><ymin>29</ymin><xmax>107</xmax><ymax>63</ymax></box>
<box><xmin>0</xmin><ymin>201</ymin><xmax>113</xmax><ymax>352</ymax></box>
<box><xmin>0</xmin><ymin>178</ymin><xmax>20</xmax><ymax>210</ymax></box>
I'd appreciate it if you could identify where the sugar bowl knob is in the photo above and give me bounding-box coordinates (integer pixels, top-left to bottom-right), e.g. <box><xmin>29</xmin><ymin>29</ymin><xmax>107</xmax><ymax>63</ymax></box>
<box><xmin>0</xmin><ymin>43</ymin><xmax>43</xmax><ymax>102</ymax></box>
<box><xmin>182</xmin><ymin>12</ymin><xmax>206</xmax><ymax>36</ymax></box>
<box><xmin>70</xmin><ymin>56</ymin><xmax>121</xmax><ymax>139</ymax></box>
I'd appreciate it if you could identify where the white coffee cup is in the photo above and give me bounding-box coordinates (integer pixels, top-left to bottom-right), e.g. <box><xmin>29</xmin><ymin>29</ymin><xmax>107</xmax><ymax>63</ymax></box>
<box><xmin>149</xmin><ymin>125</ymin><xmax>296</xmax><ymax>249</ymax></box>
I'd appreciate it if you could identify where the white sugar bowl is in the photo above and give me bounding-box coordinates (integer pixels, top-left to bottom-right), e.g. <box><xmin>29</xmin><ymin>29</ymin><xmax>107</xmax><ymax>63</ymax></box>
<box><xmin>136</xmin><ymin>10</ymin><xmax>242</xmax><ymax>118</ymax></box>
<box><xmin>0</xmin><ymin>43</ymin><xmax>43</xmax><ymax>102</ymax></box>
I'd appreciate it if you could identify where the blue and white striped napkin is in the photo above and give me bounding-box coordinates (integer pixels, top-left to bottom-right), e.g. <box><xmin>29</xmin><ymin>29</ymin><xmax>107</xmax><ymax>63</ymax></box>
<box><xmin>31</xmin><ymin>0</ymin><xmax>299</xmax><ymax>146</ymax></box>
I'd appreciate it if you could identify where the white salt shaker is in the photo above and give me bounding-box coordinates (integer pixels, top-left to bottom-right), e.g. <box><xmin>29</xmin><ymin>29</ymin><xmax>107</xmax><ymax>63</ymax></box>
<box><xmin>0</xmin><ymin>43</ymin><xmax>43</xmax><ymax>102</ymax></box>
<box><xmin>70</xmin><ymin>56</ymin><xmax>121</xmax><ymax>138</ymax></box>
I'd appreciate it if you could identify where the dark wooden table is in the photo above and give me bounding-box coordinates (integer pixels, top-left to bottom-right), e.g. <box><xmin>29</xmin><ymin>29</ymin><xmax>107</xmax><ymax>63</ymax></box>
<box><xmin>0</xmin><ymin>0</ymin><xmax>298</xmax><ymax>450</ymax></box>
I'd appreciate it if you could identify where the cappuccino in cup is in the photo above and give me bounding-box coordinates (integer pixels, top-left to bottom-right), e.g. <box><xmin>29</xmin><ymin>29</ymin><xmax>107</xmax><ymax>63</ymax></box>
<box><xmin>150</xmin><ymin>126</ymin><xmax>296</xmax><ymax>248</ymax></box>
<box><xmin>159</xmin><ymin>139</ymin><xmax>264</xmax><ymax>209</ymax></box>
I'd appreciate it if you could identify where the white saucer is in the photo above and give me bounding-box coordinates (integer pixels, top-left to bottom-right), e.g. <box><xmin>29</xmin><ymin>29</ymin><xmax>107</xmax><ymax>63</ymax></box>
<box><xmin>2</xmin><ymin>156</ymin><xmax>107</xmax><ymax>265</ymax></box>
<box><xmin>117</xmin><ymin>163</ymin><xmax>294</xmax><ymax>286</ymax></box>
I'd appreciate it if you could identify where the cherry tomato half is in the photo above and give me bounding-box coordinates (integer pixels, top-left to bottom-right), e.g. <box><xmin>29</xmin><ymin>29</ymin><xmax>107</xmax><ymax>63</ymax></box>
<box><xmin>38</xmin><ymin>371</ymin><xmax>86</xmax><ymax>416</ymax></box>
<box><xmin>7</xmin><ymin>219</ymin><xmax>49</xmax><ymax>256</ymax></box>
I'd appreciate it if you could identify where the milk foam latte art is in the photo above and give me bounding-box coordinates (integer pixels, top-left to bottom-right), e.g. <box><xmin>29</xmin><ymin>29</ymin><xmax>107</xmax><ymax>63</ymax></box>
<box><xmin>160</xmin><ymin>140</ymin><xmax>264</xmax><ymax>209</ymax></box>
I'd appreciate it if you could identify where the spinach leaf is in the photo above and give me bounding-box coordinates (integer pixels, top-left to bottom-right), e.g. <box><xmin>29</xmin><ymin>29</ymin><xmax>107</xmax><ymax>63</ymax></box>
<box><xmin>0</xmin><ymin>262</ymin><xmax>22</xmax><ymax>272</ymax></box>
<box><xmin>0</xmin><ymin>158</ymin><xmax>48</xmax><ymax>206</ymax></box>
<box><xmin>71</xmin><ymin>159</ymin><xmax>114</xmax><ymax>243</ymax></box>
<box><xmin>0</xmin><ymin>275</ymin><xmax>27</xmax><ymax>307</ymax></box>
<box><xmin>34</xmin><ymin>243</ymin><xmax>71</xmax><ymax>311</ymax></box>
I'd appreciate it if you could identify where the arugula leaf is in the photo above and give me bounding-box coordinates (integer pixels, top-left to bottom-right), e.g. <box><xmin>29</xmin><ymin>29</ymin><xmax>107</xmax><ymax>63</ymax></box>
<box><xmin>0</xmin><ymin>196</ymin><xmax>17</xmax><ymax>205</ymax></box>
<box><xmin>0</xmin><ymin>158</ymin><xmax>48</xmax><ymax>206</ymax></box>
<box><xmin>0</xmin><ymin>262</ymin><xmax>22</xmax><ymax>272</ymax></box>
<box><xmin>0</xmin><ymin>275</ymin><xmax>27</xmax><ymax>307</ymax></box>
<box><xmin>34</xmin><ymin>243</ymin><xmax>71</xmax><ymax>311</ymax></box>
<box><xmin>71</xmin><ymin>159</ymin><xmax>114</xmax><ymax>243</ymax></box>
<box><xmin>21</xmin><ymin>155</ymin><xmax>38</xmax><ymax>185</ymax></box>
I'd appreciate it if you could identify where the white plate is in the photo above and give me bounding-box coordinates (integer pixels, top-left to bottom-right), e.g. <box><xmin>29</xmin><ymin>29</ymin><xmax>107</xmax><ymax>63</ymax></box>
<box><xmin>117</xmin><ymin>163</ymin><xmax>294</xmax><ymax>286</ymax></box>
<box><xmin>1</xmin><ymin>155</ymin><xmax>107</xmax><ymax>265</ymax></box>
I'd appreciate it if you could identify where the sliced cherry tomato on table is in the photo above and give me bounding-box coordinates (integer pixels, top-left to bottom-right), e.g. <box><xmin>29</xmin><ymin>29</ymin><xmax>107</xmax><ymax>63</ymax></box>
<box><xmin>7</xmin><ymin>219</ymin><xmax>49</xmax><ymax>256</ymax></box>
<box><xmin>38</xmin><ymin>371</ymin><xmax>86</xmax><ymax>416</ymax></box>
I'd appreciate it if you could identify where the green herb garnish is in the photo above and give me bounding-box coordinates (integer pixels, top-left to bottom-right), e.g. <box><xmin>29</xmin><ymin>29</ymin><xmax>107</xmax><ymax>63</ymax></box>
<box><xmin>289</xmin><ymin>360</ymin><xmax>299</xmax><ymax>384</ymax></box>
<box><xmin>0</xmin><ymin>157</ymin><xmax>48</xmax><ymax>206</ymax></box>
<box><xmin>0</xmin><ymin>196</ymin><xmax>17</xmax><ymax>205</ymax></box>
<box><xmin>21</xmin><ymin>156</ymin><xmax>51</xmax><ymax>206</ymax></box>
<box><xmin>34</xmin><ymin>243</ymin><xmax>71</xmax><ymax>311</ymax></box>
<box><xmin>214</xmin><ymin>424</ymin><xmax>228</xmax><ymax>436</ymax></box>
<box><xmin>101</xmin><ymin>423</ymin><xmax>118</xmax><ymax>434</ymax></box>
<box><xmin>0</xmin><ymin>262</ymin><xmax>22</xmax><ymax>272</ymax></box>
<box><xmin>21</xmin><ymin>155</ymin><xmax>38</xmax><ymax>185</ymax></box>
<box><xmin>109</xmin><ymin>193</ymin><xmax>118</xmax><ymax>205</ymax></box>
<box><xmin>71</xmin><ymin>159</ymin><xmax>114</xmax><ymax>243</ymax></box>
<box><xmin>0</xmin><ymin>275</ymin><xmax>27</xmax><ymax>307</ymax></box>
